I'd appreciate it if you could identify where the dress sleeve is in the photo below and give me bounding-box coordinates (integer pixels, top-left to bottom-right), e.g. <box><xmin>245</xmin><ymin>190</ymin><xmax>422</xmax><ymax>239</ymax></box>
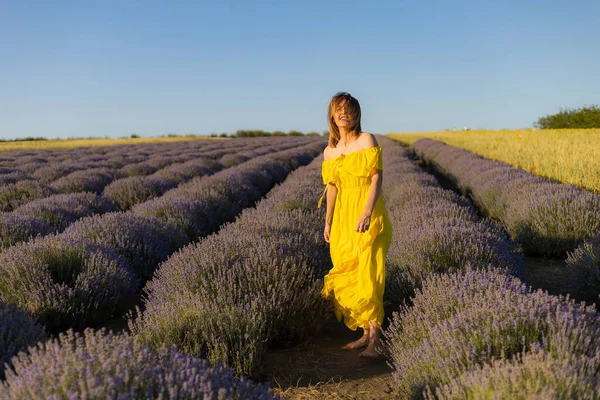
<box><xmin>366</xmin><ymin>146</ymin><xmax>383</xmax><ymax>171</ymax></box>
<box><xmin>322</xmin><ymin>161</ymin><xmax>330</xmax><ymax>185</ymax></box>
<box><xmin>341</xmin><ymin>146</ymin><xmax>383</xmax><ymax>178</ymax></box>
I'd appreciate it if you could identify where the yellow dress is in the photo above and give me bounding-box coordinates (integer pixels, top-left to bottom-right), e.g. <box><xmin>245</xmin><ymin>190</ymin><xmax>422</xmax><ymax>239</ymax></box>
<box><xmin>318</xmin><ymin>146</ymin><xmax>392</xmax><ymax>330</ymax></box>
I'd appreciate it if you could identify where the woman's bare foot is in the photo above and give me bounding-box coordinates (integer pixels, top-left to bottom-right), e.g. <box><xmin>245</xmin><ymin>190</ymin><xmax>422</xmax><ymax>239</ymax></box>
<box><xmin>342</xmin><ymin>328</ymin><xmax>369</xmax><ymax>349</ymax></box>
<box><xmin>359</xmin><ymin>321</ymin><xmax>382</xmax><ymax>358</ymax></box>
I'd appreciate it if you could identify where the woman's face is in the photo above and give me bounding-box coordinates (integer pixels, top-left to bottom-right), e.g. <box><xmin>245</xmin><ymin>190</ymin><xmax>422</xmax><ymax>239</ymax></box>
<box><xmin>333</xmin><ymin>101</ymin><xmax>353</xmax><ymax>128</ymax></box>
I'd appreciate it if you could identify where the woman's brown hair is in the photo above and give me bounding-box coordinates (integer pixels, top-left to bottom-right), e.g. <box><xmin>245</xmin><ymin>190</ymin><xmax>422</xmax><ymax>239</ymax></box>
<box><xmin>327</xmin><ymin>92</ymin><xmax>362</xmax><ymax>148</ymax></box>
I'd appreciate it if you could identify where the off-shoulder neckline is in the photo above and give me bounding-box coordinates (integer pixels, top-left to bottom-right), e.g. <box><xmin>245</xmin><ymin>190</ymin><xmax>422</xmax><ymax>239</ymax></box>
<box><xmin>323</xmin><ymin>146</ymin><xmax>381</xmax><ymax>163</ymax></box>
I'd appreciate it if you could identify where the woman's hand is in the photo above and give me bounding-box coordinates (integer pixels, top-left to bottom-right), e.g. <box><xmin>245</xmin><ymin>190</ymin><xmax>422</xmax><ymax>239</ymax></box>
<box><xmin>324</xmin><ymin>222</ymin><xmax>331</xmax><ymax>243</ymax></box>
<box><xmin>356</xmin><ymin>212</ymin><xmax>371</xmax><ymax>233</ymax></box>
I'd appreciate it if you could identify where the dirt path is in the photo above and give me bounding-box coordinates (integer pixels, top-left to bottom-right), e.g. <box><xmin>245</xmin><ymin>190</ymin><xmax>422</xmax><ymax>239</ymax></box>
<box><xmin>263</xmin><ymin>303</ymin><xmax>398</xmax><ymax>400</ymax></box>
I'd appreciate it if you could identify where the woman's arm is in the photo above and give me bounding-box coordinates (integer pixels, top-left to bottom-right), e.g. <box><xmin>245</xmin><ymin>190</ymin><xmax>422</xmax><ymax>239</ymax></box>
<box><xmin>356</xmin><ymin>168</ymin><xmax>382</xmax><ymax>233</ymax></box>
<box><xmin>324</xmin><ymin>183</ymin><xmax>337</xmax><ymax>242</ymax></box>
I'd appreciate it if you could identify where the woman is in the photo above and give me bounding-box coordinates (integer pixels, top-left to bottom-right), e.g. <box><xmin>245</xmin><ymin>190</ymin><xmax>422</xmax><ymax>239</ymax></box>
<box><xmin>318</xmin><ymin>92</ymin><xmax>392</xmax><ymax>358</ymax></box>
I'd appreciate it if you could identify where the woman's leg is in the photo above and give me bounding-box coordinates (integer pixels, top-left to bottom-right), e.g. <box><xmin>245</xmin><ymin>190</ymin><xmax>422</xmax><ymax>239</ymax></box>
<box><xmin>341</xmin><ymin>327</ymin><xmax>370</xmax><ymax>349</ymax></box>
<box><xmin>359</xmin><ymin>320</ymin><xmax>382</xmax><ymax>358</ymax></box>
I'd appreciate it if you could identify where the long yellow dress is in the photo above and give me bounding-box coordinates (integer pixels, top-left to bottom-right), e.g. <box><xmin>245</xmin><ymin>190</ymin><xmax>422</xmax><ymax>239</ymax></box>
<box><xmin>318</xmin><ymin>146</ymin><xmax>392</xmax><ymax>330</ymax></box>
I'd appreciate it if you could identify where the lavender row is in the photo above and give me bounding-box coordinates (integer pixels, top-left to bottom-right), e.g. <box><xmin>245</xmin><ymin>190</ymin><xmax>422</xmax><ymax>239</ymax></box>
<box><xmin>131</xmin><ymin>140</ymin><xmax>324</xmax><ymax>242</ymax></box>
<box><xmin>377</xmin><ymin>136</ymin><xmax>523</xmax><ymax>303</ymax></box>
<box><xmin>0</xmin><ymin>139</ymin><xmax>263</xmax><ymax>213</ymax></box>
<box><xmin>103</xmin><ymin>138</ymin><xmax>309</xmax><ymax>210</ymax></box>
<box><xmin>0</xmin><ymin>140</ymin><xmax>325</xmax><ymax>336</ymax></box>
<box><xmin>0</xmin><ymin>137</ymin><xmax>273</xmax><ymax>195</ymax></box>
<box><xmin>103</xmin><ymin>158</ymin><xmax>222</xmax><ymax>210</ymax></box>
<box><xmin>0</xmin><ymin>138</ymin><xmax>289</xmax><ymax>212</ymax></box>
<box><xmin>0</xmin><ymin>138</ymin><xmax>320</xmax><ymax>251</ymax></box>
<box><xmin>383</xmin><ymin>267</ymin><xmax>600</xmax><ymax>399</ymax></box>
<box><xmin>0</xmin><ymin>137</ymin><xmax>312</xmax><ymax>174</ymax></box>
<box><xmin>1</xmin><ymin>328</ymin><xmax>275</xmax><ymax>399</ymax></box>
<box><xmin>129</xmin><ymin>155</ymin><xmax>330</xmax><ymax>378</ymax></box>
<box><xmin>0</xmin><ymin>138</ymin><xmax>224</xmax><ymax>170</ymax></box>
<box><xmin>412</xmin><ymin>138</ymin><xmax>600</xmax><ymax>258</ymax></box>
<box><xmin>0</xmin><ymin>193</ymin><xmax>118</xmax><ymax>251</ymax></box>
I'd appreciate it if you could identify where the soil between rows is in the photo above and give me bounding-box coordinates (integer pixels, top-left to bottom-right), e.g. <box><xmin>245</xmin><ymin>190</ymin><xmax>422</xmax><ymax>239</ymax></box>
<box><xmin>264</xmin><ymin>302</ymin><xmax>398</xmax><ymax>400</ymax></box>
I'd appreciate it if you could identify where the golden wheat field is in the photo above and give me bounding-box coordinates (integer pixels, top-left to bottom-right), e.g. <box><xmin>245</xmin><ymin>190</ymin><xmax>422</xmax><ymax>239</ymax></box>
<box><xmin>0</xmin><ymin>136</ymin><xmax>225</xmax><ymax>152</ymax></box>
<box><xmin>387</xmin><ymin>129</ymin><xmax>600</xmax><ymax>194</ymax></box>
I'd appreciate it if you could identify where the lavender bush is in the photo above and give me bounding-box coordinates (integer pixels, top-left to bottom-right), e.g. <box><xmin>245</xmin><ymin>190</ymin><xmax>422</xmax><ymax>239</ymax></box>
<box><xmin>412</xmin><ymin>138</ymin><xmax>600</xmax><ymax>258</ymax></box>
<box><xmin>426</xmin><ymin>349</ymin><xmax>599</xmax><ymax>400</ymax></box>
<box><xmin>102</xmin><ymin>176</ymin><xmax>167</xmax><ymax>210</ymax></box>
<box><xmin>121</xmin><ymin>161</ymin><xmax>161</xmax><ymax>176</ymax></box>
<box><xmin>0</xmin><ymin>167</ymin><xmax>16</xmax><ymax>174</ymax></box>
<box><xmin>0</xmin><ymin>180</ymin><xmax>56</xmax><ymax>212</ymax></box>
<box><xmin>0</xmin><ymin>213</ymin><xmax>55</xmax><ymax>250</ymax></box>
<box><xmin>219</xmin><ymin>153</ymin><xmax>251</xmax><ymax>167</ymax></box>
<box><xmin>0</xmin><ymin>171</ymin><xmax>34</xmax><ymax>186</ymax></box>
<box><xmin>384</xmin><ymin>267</ymin><xmax>600</xmax><ymax>399</ymax></box>
<box><xmin>151</xmin><ymin>158</ymin><xmax>218</xmax><ymax>184</ymax></box>
<box><xmin>32</xmin><ymin>164</ymin><xmax>83</xmax><ymax>183</ymax></box>
<box><xmin>15</xmin><ymin>192</ymin><xmax>117</xmax><ymax>232</ymax></box>
<box><xmin>567</xmin><ymin>234</ymin><xmax>600</xmax><ymax>301</ymax></box>
<box><xmin>503</xmin><ymin>182</ymin><xmax>600</xmax><ymax>257</ymax></box>
<box><xmin>0</xmin><ymin>235</ymin><xmax>136</xmax><ymax>332</ymax></box>
<box><xmin>31</xmin><ymin>164</ymin><xmax>79</xmax><ymax>184</ymax></box>
<box><xmin>62</xmin><ymin>212</ymin><xmax>188</xmax><ymax>282</ymax></box>
<box><xmin>1</xmin><ymin>328</ymin><xmax>276</xmax><ymax>399</ymax></box>
<box><xmin>0</xmin><ymin>301</ymin><xmax>44</xmax><ymax>379</ymax></box>
<box><xmin>50</xmin><ymin>167</ymin><xmax>123</xmax><ymax>194</ymax></box>
<box><xmin>130</xmin><ymin>290</ymin><xmax>269</xmax><ymax>378</ymax></box>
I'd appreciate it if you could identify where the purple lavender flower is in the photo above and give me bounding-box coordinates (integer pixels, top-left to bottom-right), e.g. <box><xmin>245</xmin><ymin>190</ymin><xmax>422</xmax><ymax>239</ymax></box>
<box><xmin>0</xmin><ymin>213</ymin><xmax>55</xmax><ymax>250</ymax></box>
<box><xmin>411</xmin><ymin>138</ymin><xmax>600</xmax><ymax>257</ymax></box>
<box><xmin>1</xmin><ymin>328</ymin><xmax>276</xmax><ymax>399</ymax></box>
<box><xmin>427</xmin><ymin>349</ymin><xmax>599</xmax><ymax>399</ymax></box>
<box><xmin>62</xmin><ymin>212</ymin><xmax>189</xmax><ymax>282</ymax></box>
<box><xmin>384</xmin><ymin>267</ymin><xmax>600</xmax><ymax>398</ymax></box>
<box><xmin>50</xmin><ymin>167</ymin><xmax>123</xmax><ymax>194</ymax></box>
<box><xmin>0</xmin><ymin>301</ymin><xmax>45</xmax><ymax>379</ymax></box>
<box><xmin>0</xmin><ymin>235</ymin><xmax>136</xmax><ymax>333</ymax></box>
<box><xmin>15</xmin><ymin>192</ymin><xmax>117</xmax><ymax>232</ymax></box>
<box><xmin>567</xmin><ymin>234</ymin><xmax>600</xmax><ymax>302</ymax></box>
<box><xmin>0</xmin><ymin>180</ymin><xmax>56</xmax><ymax>212</ymax></box>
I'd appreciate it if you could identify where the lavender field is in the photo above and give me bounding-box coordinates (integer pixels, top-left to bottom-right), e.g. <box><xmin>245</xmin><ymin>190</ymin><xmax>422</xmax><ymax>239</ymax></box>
<box><xmin>1</xmin><ymin>135</ymin><xmax>600</xmax><ymax>399</ymax></box>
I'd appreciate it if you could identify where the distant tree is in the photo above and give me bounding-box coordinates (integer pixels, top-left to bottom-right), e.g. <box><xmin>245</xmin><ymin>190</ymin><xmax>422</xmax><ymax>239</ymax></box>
<box><xmin>272</xmin><ymin>131</ymin><xmax>286</xmax><ymax>136</ymax></box>
<box><xmin>130</xmin><ymin>134</ymin><xmax>140</xmax><ymax>138</ymax></box>
<box><xmin>286</xmin><ymin>130</ymin><xmax>304</xmax><ymax>136</ymax></box>
<box><xmin>322</xmin><ymin>130</ymin><xmax>329</xmax><ymax>136</ymax></box>
<box><xmin>219</xmin><ymin>133</ymin><xmax>229</xmax><ymax>138</ymax></box>
<box><xmin>306</xmin><ymin>131</ymin><xmax>320</xmax><ymax>136</ymax></box>
<box><xmin>235</xmin><ymin>129</ymin><xmax>271</xmax><ymax>137</ymax></box>
<box><xmin>0</xmin><ymin>136</ymin><xmax>48</xmax><ymax>142</ymax></box>
<box><xmin>534</xmin><ymin>105</ymin><xmax>600</xmax><ymax>129</ymax></box>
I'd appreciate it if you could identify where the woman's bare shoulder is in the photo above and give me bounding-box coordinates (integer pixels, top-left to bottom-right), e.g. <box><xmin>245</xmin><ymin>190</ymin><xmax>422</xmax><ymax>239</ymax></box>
<box><xmin>357</xmin><ymin>132</ymin><xmax>378</xmax><ymax>149</ymax></box>
<box><xmin>323</xmin><ymin>145</ymin><xmax>336</xmax><ymax>161</ymax></box>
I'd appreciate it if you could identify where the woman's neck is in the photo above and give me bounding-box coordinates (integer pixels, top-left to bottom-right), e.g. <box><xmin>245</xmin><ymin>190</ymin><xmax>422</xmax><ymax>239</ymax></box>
<box><xmin>339</xmin><ymin>129</ymin><xmax>357</xmax><ymax>146</ymax></box>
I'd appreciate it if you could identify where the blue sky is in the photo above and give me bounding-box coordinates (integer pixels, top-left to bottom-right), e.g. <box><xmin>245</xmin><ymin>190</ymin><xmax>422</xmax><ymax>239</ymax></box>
<box><xmin>1</xmin><ymin>0</ymin><xmax>598</xmax><ymax>139</ymax></box>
